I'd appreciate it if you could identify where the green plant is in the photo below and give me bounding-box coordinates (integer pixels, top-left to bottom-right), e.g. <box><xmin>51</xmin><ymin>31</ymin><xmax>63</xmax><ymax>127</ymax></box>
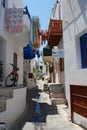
<box><xmin>0</xmin><ymin>61</ymin><xmax>3</xmax><ymax>81</ymax></box>
<box><xmin>33</xmin><ymin>66</ymin><xmax>42</xmax><ymax>73</ymax></box>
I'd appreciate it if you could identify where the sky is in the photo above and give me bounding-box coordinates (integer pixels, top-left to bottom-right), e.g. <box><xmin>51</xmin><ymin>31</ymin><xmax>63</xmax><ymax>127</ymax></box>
<box><xmin>22</xmin><ymin>0</ymin><xmax>56</xmax><ymax>30</ymax></box>
<box><xmin>22</xmin><ymin>0</ymin><xmax>57</xmax><ymax>62</ymax></box>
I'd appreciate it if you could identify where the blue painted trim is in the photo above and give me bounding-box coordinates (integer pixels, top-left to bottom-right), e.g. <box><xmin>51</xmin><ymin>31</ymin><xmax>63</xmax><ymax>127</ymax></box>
<box><xmin>80</xmin><ymin>33</ymin><xmax>87</xmax><ymax>68</ymax></box>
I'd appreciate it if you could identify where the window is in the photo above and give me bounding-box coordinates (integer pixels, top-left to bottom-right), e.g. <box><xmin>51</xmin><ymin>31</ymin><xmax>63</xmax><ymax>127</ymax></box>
<box><xmin>80</xmin><ymin>33</ymin><xmax>87</xmax><ymax>68</ymax></box>
<box><xmin>13</xmin><ymin>53</ymin><xmax>17</xmax><ymax>67</ymax></box>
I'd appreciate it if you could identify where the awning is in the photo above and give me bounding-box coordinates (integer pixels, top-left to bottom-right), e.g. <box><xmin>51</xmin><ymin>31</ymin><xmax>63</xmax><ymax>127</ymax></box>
<box><xmin>23</xmin><ymin>44</ymin><xmax>35</xmax><ymax>59</ymax></box>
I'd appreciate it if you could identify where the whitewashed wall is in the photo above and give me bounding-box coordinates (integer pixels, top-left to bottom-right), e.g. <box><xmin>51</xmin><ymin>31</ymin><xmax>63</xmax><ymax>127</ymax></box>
<box><xmin>7</xmin><ymin>0</ymin><xmax>23</xmax><ymax>8</ymax></box>
<box><xmin>0</xmin><ymin>38</ymin><xmax>7</xmax><ymax>80</ymax></box>
<box><xmin>3</xmin><ymin>36</ymin><xmax>23</xmax><ymax>84</ymax></box>
<box><xmin>0</xmin><ymin>5</ymin><xmax>5</xmax><ymax>37</ymax></box>
<box><xmin>0</xmin><ymin>0</ymin><xmax>30</xmax><ymax>84</ymax></box>
<box><xmin>0</xmin><ymin>87</ymin><xmax>27</xmax><ymax>127</ymax></box>
<box><xmin>62</xmin><ymin>0</ymin><xmax>87</xmax><ymax>127</ymax></box>
<box><xmin>0</xmin><ymin>0</ymin><xmax>29</xmax><ymax>128</ymax></box>
<box><xmin>23</xmin><ymin>60</ymin><xmax>37</xmax><ymax>89</ymax></box>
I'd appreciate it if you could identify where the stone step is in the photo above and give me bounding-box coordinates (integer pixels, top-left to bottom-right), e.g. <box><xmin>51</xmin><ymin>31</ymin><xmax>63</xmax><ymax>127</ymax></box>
<box><xmin>0</xmin><ymin>87</ymin><xmax>13</xmax><ymax>112</ymax></box>
<box><xmin>50</xmin><ymin>92</ymin><xmax>65</xmax><ymax>98</ymax></box>
<box><xmin>0</xmin><ymin>96</ymin><xmax>13</xmax><ymax>112</ymax></box>
<box><xmin>48</xmin><ymin>83</ymin><xmax>62</xmax><ymax>86</ymax></box>
<box><xmin>48</xmin><ymin>83</ymin><xmax>62</xmax><ymax>88</ymax></box>
<box><xmin>48</xmin><ymin>84</ymin><xmax>63</xmax><ymax>91</ymax></box>
<box><xmin>50</xmin><ymin>87</ymin><xmax>64</xmax><ymax>93</ymax></box>
<box><xmin>51</xmin><ymin>98</ymin><xmax>67</xmax><ymax>105</ymax></box>
<box><xmin>44</xmin><ymin>83</ymin><xmax>48</xmax><ymax>87</ymax></box>
<box><xmin>0</xmin><ymin>87</ymin><xmax>13</xmax><ymax>98</ymax></box>
<box><xmin>44</xmin><ymin>84</ymin><xmax>49</xmax><ymax>91</ymax></box>
<box><xmin>0</xmin><ymin>98</ymin><xmax>7</xmax><ymax>112</ymax></box>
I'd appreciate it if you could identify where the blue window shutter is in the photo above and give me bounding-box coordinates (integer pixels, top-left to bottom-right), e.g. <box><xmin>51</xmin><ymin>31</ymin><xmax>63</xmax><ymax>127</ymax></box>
<box><xmin>80</xmin><ymin>33</ymin><xmax>87</xmax><ymax>68</ymax></box>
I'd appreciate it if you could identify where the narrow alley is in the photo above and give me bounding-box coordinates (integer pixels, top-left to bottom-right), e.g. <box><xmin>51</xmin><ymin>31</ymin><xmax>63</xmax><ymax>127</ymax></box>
<box><xmin>0</xmin><ymin>0</ymin><xmax>87</xmax><ymax>130</ymax></box>
<box><xmin>9</xmin><ymin>79</ymin><xmax>85</xmax><ymax>130</ymax></box>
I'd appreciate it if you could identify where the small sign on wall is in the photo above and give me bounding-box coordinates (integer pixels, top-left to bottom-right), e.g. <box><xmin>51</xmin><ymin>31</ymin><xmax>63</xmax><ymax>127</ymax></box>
<box><xmin>52</xmin><ymin>49</ymin><xmax>64</xmax><ymax>58</ymax></box>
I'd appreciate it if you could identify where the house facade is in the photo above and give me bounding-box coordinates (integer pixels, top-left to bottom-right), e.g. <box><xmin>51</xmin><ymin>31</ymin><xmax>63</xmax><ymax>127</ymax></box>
<box><xmin>0</xmin><ymin>0</ymin><xmax>31</xmax><ymax>127</ymax></box>
<box><xmin>0</xmin><ymin>0</ymin><xmax>30</xmax><ymax>84</ymax></box>
<box><xmin>43</xmin><ymin>1</ymin><xmax>64</xmax><ymax>84</ymax></box>
<box><xmin>61</xmin><ymin>0</ymin><xmax>87</xmax><ymax>128</ymax></box>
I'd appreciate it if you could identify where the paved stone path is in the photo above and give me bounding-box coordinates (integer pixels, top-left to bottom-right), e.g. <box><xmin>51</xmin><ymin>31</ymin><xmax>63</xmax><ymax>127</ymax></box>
<box><xmin>9</xmin><ymin>80</ymin><xmax>85</xmax><ymax>130</ymax></box>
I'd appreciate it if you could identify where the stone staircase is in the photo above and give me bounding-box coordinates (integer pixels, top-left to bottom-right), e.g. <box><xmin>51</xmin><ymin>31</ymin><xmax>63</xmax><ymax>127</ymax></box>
<box><xmin>0</xmin><ymin>87</ymin><xmax>13</xmax><ymax>112</ymax></box>
<box><xmin>48</xmin><ymin>83</ymin><xmax>66</xmax><ymax>105</ymax></box>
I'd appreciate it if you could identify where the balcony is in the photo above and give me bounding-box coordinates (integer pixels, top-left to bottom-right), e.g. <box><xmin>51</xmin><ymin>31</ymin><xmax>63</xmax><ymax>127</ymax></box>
<box><xmin>48</xmin><ymin>19</ymin><xmax>62</xmax><ymax>46</ymax></box>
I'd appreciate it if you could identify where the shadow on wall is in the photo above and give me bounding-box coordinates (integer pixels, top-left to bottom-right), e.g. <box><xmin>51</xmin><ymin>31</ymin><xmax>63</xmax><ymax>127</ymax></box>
<box><xmin>64</xmin><ymin>0</ymin><xmax>87</xmax><ymax>32</ymax></box>
<box><xmin>68</xmin><ymin>0</ymin><xmax>87</xmax><ymax>26</ymax></box>
<box><xmin>78</xmin><ymin>0</ymin><xmax>87</xmax><ymax>25</ymax></box>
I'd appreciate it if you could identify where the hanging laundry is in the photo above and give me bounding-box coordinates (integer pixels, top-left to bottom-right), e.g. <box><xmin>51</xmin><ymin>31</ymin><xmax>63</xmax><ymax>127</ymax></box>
<box><xmin>31</xmin><ymin>16</ymin><xmax>40</xmax><ymax>49</ymax></box>
<box><xmin>40</xmin><ymin>30</ymin><xmax>48</xmax><ymax>45</ymax></box>
<box><xmin>23</xmin><ymin>44</ymin><xmax>35</xmax><ymax>59</ymax></box>
<box><xmin>33</xmin><ymin>27</ymin><xmax>40</xmax><ymax>49</ymax></box>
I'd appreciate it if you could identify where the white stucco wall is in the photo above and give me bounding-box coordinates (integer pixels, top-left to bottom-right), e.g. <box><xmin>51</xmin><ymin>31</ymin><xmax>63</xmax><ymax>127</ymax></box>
<box><xmin>0</xmin><ymin>38</ymin><xmax>7</xmax><ymax>80</ymax></box>
<box><xmin>18</xmin><ymin>47</ymin><xmax>24</xmax><ymax>84</ymax></box>
<box><xmin>62</xmin><ymin>0</ymin><xmax>87</xmax><ymax>127</ymax></box>
<box><xmin>7</xmin><ymin>0</ymin><xmax>23</xmax><ymax>8</ymax></box>
<box><xmin>2</xmin><ymin>36</ymin><xmax>24</xmax><ymax>84</ymax></box>
<box><xmin>0</xmin><ymin>5</ymin><xmax>5</xmax><ymax>37</ymax></box>
<box><xmin>0</xmin><ymin>87</ymin><xmax>27</xmax><ymax>127</ymax></box>
<box><xmin>0</xmin><ymin>0</ymin><xmax>29</xmax><ymax>128</ymax></box>
<box><xmin>23</xmin><ymin>60</ymin><xmax>37</xmax><ymax>89</ymax></box>
<box><xmin>0</xmin><ymin>0</ymin><xmax>30</xmax><ymax>84</ymax></box>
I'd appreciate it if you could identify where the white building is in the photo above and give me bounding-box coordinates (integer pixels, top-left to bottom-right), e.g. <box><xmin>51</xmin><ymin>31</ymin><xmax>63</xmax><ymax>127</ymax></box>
<box><xmin>0</xmin><ymin>0</ymin><xmax>31</xmax><ymax>127</ymax></box>
<box><xmin>23</xmin><ymin>59</ymin><xmax>37</xmax><ymax>89</ymax></box>
<box><xmin>43</xmin><ymin>0</ymin><xmax>64</xmax><ymax>84</ymax></box>
<box><xmin>62</xmin><ymin>0</ymin><xmax>87</xmax><ymax>128</ymax></box>
<box><xmin>0</xmin><ymin>0</ymin><xmax>30</xmax><ymax>84</ymax></box>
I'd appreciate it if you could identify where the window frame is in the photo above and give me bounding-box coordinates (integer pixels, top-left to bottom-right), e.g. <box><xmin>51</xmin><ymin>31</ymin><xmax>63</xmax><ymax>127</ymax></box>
<box><xmin>80</xmin><ymin>33</ymin><xmax>87</xmax><ymax>68</ymax></box>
